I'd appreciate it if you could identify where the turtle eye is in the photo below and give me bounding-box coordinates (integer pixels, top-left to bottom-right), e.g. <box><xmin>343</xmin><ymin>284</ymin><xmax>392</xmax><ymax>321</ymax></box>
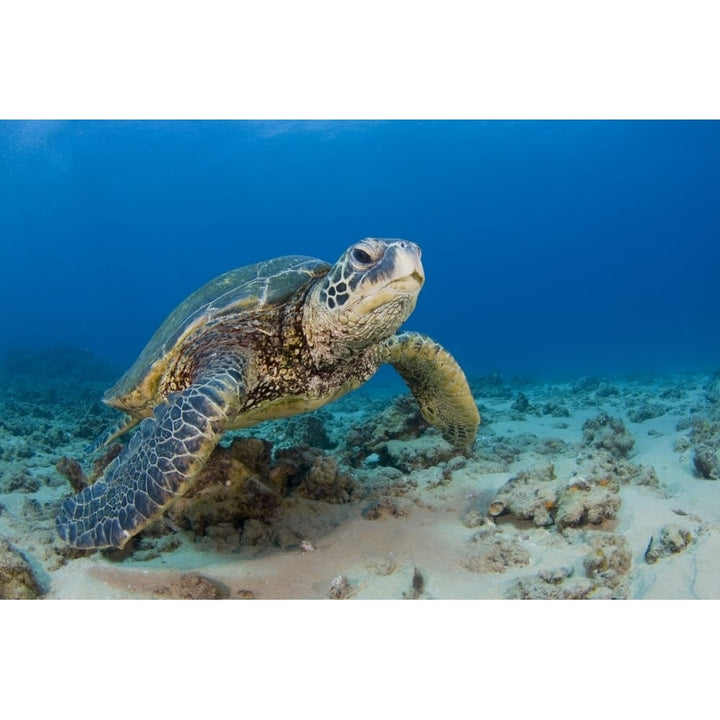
<box><xmin>351</xmin><ymin>247</ymin><xmax>373</xmax><ymax>265</ymax></box>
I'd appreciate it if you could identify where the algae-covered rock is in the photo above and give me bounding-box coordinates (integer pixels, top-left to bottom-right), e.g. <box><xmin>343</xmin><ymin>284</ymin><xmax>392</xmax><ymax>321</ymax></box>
<box><xmin>0</xmin><ymin>468</ymin><xmax>41</xmax><ymax>494</ymax></box>
<box><xmin>687</xmin><ymin>418</ymin><xmax>720</xmax><ymax>448</ymax></box>
<box><xmin>627</xmin><ymin>403</ymin><xmax>667</xmax><ymax>423</ymax></box>
<box><xmin>487</xmin><ymin>464</ymin><xmax>558</xmax><ymax>526</ymax></box>
<box><xmin>583</xmin><ymin>452</ymin><xmax>660</xmax><ymax>488</ymax></box>
<box><xmin>89</xmin><ymin>566</ymin><xmax>227</xmax><ymax>598</ymax></box>
<box><xmin>693</xmin><ymin>445</ymin><xmax>719</xmax><ymax>480</ymax></box>
<box><xmin>511</xmin><ymin>392</ymin><xmax>531</xmax><ymax>413</ymax></box>
<box><xmin>133</xmin><ymin>572</ymin><xmax>226</xmax><ymax>599</ymax></box>
<box><xmin>283</xmin><ymin>412</ymin><xmax>336</xmax><ymax>450</ymax></box>
<box><xmin>505</xmin><ymin>573</ymin><xmax>595</xmax><ymax>600</ymax></box>
<box><xmin>0</xmin><ymin>538</ymin><xmax>44</xmax><ymax>599</ymax></box>
<box><xmin>168</xmin><ymin>437</ymin><xmax>278</xmax><ymax>536</ymax></box>
<box><xmin>463</xmin><ymin>530</ymin><xmax>531</xmax><ymax>574</ymax></box>
<box><xmin>362</xmin><ymin>496</ymin><xmax>411</xmax><ymax>520</ymax></box>
<box><xmin>378</xmin><ymin>436</ymin><xmax>459</xmax><ymax>473</ymax></box>
<box><xmin>487</xmin><ymin>462</ymin><xmax>624</xmax><ymax>530</ymax></box>
<box><xmin>328</xmin><ymin>574</ymin><xmax>356</xmax><ymax>599</ymax></box>
<box><xmin>583</xmin><ymin>533</ymin><xmax>632</xmax><ymax>586</ymax></box>
<box><xmin>166</xmin><ymin>437</ymin><xmax>356</xmax><ymax>542</ymax></box>
<box><xmin>582</xmin><ymin>413</ymin><xmax>635</xmax><ymax>458</ymax></box>
<box><xmin>555</xmin><ymin>478</ymin><xmax>621</xmax><ymax>529</ymax></box>
<box><xmin>461</xmin><ymin>509</ymin><xmax>487</xmax><ymax>529</ymax></box>
<box><xmin>276</xmin><ymin>445</ymin><xmax>357</xmax><ymax>502</ymax></box>
<box><xmin>645</xmin><ymin>524</ymin><xmax>694</xmax><ymax>564</ymax></box>
<box><xmin>295</xmin><ymin>454</ymin><xmax>355</xmax><ymax>502</ymax></box>
<box><xmin>542</xmin><ymin>402</ymin><xmax>570</xmax><ymax>418</ymax></box>
<box><xmin>341</xmin><ymin>393</ymin><xmax>466</xmax><ymax>472</ymax></box>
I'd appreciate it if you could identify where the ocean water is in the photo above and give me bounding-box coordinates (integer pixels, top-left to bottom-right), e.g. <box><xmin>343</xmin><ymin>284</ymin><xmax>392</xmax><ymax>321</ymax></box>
<box><xmin>2</xmin><ymin>120</ymin><xmax>720</xmax><ymax>601</ymax></box>
<box><xmin>2</xmin><ymin>120</ymin><xmax>718</xmax><ymax>381</ymax></box>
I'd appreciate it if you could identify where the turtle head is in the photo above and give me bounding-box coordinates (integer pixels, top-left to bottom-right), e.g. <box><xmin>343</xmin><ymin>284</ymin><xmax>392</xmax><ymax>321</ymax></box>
<box><xmin>304</xmin><ymin>238</ymin><xmax>424</xmax><ymax>361</ymax></box>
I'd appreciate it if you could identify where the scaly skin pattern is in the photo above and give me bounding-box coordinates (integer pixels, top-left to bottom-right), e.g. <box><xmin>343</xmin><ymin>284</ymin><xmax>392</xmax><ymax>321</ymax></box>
<box><xmin>55</xmin><ymin>356</ymin><xmax>246</xmax><ymax>549</ymax></box>
<box><xmin>378</xmin><ymin>332</ymin><xmax>480</xmax><ymax>449</ymax></box>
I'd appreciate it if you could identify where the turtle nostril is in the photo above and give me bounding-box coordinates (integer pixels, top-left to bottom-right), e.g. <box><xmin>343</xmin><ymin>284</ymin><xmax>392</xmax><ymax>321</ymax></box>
<box><xmin>399</xmin><ymin>240</ymin><xmax>420</xmax><ymax>257</ymax></box>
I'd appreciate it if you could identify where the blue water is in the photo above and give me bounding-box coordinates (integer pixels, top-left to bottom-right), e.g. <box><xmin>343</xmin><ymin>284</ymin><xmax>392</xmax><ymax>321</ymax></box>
<box><xmin>1</xmin><ymin>120</ymin><xmax>718</xmax><ymax>381</ymax></box>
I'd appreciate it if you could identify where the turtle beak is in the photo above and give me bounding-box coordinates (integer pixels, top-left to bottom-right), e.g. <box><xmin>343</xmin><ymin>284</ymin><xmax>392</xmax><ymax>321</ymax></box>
<box><xmin>391</xmin><ymin>241</ymin><xmax>425</xmax><ymax>292</ymax></box>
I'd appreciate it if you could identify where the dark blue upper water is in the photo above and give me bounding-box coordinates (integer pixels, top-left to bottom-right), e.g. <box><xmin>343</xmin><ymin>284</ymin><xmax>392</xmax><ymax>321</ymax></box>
<box><xmin>1</xmin><ymin>120</ymin><xmax>718</xmax><ymax>382</ymax></box>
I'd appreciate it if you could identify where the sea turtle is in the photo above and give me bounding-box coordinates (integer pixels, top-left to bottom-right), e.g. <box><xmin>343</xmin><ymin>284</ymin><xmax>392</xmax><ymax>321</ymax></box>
<box><xmin>56</xmin><ymin>238</ymin><xmax>480</xmax><ymax>549</ymax></box>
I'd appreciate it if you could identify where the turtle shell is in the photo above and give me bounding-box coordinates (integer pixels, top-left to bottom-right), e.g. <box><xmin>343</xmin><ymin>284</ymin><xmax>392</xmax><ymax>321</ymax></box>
<box><xmin>105</xmin><ymin>255</ymin><xmax>331</xmax><ymax>411</ymax></box>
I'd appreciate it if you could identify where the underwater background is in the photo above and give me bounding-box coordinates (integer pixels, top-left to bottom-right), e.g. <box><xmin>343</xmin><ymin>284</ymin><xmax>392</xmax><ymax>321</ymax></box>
<box><xmin>4</xmin><ymin>2</ymin><xmax>717</xmax><ymax>711</ymax></box>
<box><xmin>2</xmin><ymin>119</ymin><xmax>718</xmax><ymax>382</ymax></box>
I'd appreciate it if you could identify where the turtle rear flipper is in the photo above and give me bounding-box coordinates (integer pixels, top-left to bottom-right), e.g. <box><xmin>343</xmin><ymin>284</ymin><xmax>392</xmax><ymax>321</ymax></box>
<box><xmin>56</xmin><ymin>356</ymin><xmax>247</xmax><ymax>549</ymax></box>
<box><xmin>380</xmin><ymin>332</ymin><xmax>480</xmax><ymax>449</ymax></box>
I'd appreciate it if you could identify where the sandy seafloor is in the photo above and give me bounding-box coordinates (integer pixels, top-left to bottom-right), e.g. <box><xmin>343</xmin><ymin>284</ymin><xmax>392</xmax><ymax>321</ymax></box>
<box><xmin>1</xmin><ymin>346</ymin><xmax>719</xmax><ymax>600</ymax></box>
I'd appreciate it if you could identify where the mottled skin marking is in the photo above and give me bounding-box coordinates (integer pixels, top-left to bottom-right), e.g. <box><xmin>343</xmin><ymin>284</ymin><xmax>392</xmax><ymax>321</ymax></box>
<box><xmin>56</xmin><ymin>238</ymin><xmax>479</xmax><ymax>549</ymax></box>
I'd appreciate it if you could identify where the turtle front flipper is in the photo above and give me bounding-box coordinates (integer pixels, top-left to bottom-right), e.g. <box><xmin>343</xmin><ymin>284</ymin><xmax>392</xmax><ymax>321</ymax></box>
<box><xmin>56</xmin><ymin>356</ymin><xmax>247</xmax><ymax>549</ymax></box>
<box><xmin>380</xmin><ymin>332</ymin><xmax>480</xmax><ymax>449</ymax></box>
